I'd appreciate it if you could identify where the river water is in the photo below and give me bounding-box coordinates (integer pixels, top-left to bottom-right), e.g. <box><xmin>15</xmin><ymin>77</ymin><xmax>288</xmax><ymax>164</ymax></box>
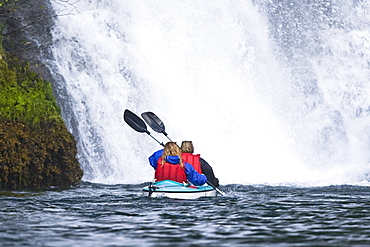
<box><xmin>2</xmin><ymin>183</ymin><xmax>370</xmax><ymax>246</ymax></box>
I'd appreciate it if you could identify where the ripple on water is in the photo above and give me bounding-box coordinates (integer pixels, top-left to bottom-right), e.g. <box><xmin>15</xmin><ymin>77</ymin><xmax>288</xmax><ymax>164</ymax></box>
<box><xmin>1</xmin><ymin>183</ymin><xmax>370</xmax><ymax>246</ymax></box>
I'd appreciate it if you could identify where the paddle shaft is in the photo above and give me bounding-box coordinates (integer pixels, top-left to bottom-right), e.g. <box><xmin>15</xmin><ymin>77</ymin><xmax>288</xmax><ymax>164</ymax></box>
<box><xmin>148</xmin><ymin>135</ymin><xmax>164</xmax><ymax>147</ymax></box>
<box><xmin>207</xmin><ymin>180</ymin><xmax>226</xmax><ymax>196</ymax></box>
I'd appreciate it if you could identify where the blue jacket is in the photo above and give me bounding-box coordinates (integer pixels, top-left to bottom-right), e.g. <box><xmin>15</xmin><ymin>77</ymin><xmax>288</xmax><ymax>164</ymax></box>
<box><xmin>148</xmin><ymin>149</ymin><xmax>207</xmax><ymax>186</ymax></box>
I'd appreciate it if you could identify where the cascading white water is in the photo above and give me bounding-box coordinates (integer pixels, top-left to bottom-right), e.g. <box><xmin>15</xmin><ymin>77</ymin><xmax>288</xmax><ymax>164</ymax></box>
<box><xmin>49</xmin><ymin>0</ymin><xmax>370</xmax><ymax>186</ymax></box>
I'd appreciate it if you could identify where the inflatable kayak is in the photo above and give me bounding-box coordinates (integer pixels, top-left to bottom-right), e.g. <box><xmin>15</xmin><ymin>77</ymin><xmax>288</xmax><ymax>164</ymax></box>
<box><xmin>142</xmin><ymin>180</ymin><xmax>217</xmax><ymax>199</ymax></box>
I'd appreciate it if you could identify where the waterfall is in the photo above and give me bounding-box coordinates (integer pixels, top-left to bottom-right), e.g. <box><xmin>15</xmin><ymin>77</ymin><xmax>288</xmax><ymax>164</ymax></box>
<box><xmin>49</xmin><ymin>0</ymin><xmax>370</xmax><ymax>185</ymax></box>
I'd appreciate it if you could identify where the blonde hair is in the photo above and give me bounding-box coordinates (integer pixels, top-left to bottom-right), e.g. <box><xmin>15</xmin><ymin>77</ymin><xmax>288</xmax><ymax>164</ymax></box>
<box><xmin>161</xmin><ymin>142</ymin><xmax>184</xmax><ymax>168</ymax></box>
<box><xmin>181</xmin><ymin>141</ymin><xmax>194</xmax><ymax>153</ymax></box>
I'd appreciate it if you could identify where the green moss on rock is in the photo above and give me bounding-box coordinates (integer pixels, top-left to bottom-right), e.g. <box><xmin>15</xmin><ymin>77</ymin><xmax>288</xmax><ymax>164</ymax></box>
<box><xmin>0</xmin><ymin>56</ymin><xmax>62</xmax><ymax>125</ymax></box>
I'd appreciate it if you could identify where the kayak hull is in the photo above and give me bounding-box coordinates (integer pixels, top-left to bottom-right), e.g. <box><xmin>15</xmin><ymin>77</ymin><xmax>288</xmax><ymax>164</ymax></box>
<box><xmin>142</xmin><ymin>180</ymin><xmax>217</xmax><ymax>199</ymax></box>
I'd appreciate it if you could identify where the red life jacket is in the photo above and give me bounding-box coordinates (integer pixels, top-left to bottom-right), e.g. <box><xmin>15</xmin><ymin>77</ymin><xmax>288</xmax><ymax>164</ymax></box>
<box><xmin>181</xmin><ymin>153</ymin><xmax>202</xmax><ymax>174</ymax></box>
<box><xmin>155</xmin><ymin>157</ymin><xmax>187</xmax><ymax>183</ymax></box>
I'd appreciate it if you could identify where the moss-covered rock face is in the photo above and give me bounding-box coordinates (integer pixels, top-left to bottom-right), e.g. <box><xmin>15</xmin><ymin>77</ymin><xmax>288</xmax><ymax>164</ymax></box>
<box><xmin>0</xmin><ymin>0</ymin><xmax>83</xmax><ymax>190</ymax></box>
<box><xmin>0</xmin><ymin>50</ymin><xmax>83</xmax><ymax>190</ymax></box>
<box><xmin>0</xmin><ymin>119</ymin><xmax>83</xmax><ymax>190</ymax></box>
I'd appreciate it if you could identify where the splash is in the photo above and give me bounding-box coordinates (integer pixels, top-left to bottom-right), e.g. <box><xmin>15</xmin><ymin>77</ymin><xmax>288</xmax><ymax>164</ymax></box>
<box><xmin>49</xmin><ymin>0</ymin><xmax>370</xmax><ymax>186</ymax></box>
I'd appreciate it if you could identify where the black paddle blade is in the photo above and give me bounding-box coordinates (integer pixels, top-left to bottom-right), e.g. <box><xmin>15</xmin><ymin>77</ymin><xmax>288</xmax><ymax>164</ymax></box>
<box><xmin>124</xmin><ymin>109</ymin><xmax>150</xmax><ymax>134</ymax></box>
<box><xmin>141</xmin><ymin>112</ymin><xmax>168</xmax><ymax>135</ymax></box>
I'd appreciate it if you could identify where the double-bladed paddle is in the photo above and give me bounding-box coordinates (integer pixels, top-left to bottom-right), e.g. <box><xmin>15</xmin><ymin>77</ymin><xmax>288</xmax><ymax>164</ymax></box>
<box><xmin>123</xmin><ymin>109</ymin><xmax>164</xmax><ymax>146</ymax></box>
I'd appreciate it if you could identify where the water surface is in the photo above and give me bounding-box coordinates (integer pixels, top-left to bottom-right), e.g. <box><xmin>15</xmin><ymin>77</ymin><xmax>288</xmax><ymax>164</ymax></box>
<box><xmin>2</xmin><ymin>183</ymin><xmax>370</xmax><ymax>246</ymax></box>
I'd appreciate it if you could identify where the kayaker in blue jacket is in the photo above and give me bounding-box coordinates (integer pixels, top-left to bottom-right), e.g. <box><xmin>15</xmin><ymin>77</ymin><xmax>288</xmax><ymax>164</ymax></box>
<box><xmin>148</xmin><ymin>142</ymin><xmax>207</xmax><ymax>186</ymax></box>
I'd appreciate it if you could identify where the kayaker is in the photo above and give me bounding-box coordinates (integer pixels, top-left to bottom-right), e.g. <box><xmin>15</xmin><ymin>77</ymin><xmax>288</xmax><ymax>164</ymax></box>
<box><xmin>181</xmin><ymin>141</ymin><xmax>220</xmax><ymax>188</ymax></box>
<box><xmin>148</xmin><ymin>142</ymin><xmax>207</xmax><ymax>186</ymax></box>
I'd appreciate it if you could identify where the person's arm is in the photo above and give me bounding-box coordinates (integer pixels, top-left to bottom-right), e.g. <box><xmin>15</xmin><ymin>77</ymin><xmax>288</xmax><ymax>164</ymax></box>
<box><xmin>184</xmin><ymin>162</ymin><xmax>207</xmax><ymax>186</ymax></box>
<box><xmin>200</xmin><ymin>157</ymin><xmax>219</xmax><ymax>187</ymax></box>
<box><xmin>148</xmin><ymin>149</ymin><xmax>164</xmax><ymax>170</ymax></box>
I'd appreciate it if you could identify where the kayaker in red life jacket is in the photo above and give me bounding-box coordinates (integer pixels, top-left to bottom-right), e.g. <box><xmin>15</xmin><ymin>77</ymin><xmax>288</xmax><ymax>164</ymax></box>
<box><xmin>181</xmin><ymin>141</ymin><xmax>220</xmax><ymax>188</ymax></box>
<box><xmin>148</xmin><ymin>142</ymin><xmax>207</xmax><ymax>186</ymax></box>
